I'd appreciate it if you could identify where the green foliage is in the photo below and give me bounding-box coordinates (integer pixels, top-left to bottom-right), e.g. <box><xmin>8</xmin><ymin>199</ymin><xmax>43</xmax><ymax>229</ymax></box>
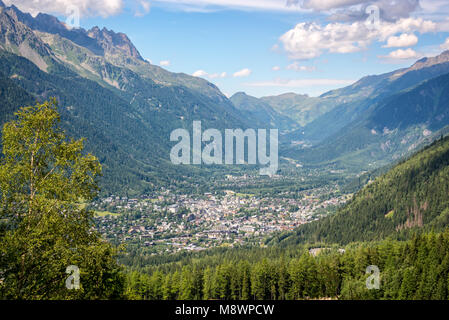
<box><xmin>124</xmin><ymin>230</ymin><xmax>449</xmax><ymax>300</ymax></box>
<box><xmin>0</xmin><ymin>100</ymin><xmax>125</xmax><ymax>299</ymax></box>
<box><xmin>281</xmin><ymin>135</ymin><xmax>449</xmax><ymax>245</ymax></box>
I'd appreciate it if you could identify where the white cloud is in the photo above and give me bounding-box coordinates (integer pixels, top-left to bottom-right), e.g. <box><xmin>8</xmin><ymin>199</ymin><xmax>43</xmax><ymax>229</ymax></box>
<box><xmin>272</xmin><ymin>66</ymin><xmax>281</xmax><ymax>71</ymax></box>
<box><xmin>286</xmin><ymin>62</ymin><xmax>316</xmax><ymax>72</ymax></box>
<box><xmin>192</xmin><ymin>70</ymin><xmax>227</xmax><ymax>79</ymax></box>
<box><xmin>279</xmin><ymin>18</ymin><xmax>437</xmax><ymax>60</ymax></box>
<box><xmin>381</xmin><ymin>48</ymin><xmax>420</xmax><ymax>61</ymax></box>
<box><xmin>192</xmin><ymin>70</ymin><xmax>208</xmax><ymax>77</ymax></box>
<box><xmin>279</xmin><ymin>21</ymin><xmax>368</xmax><ymax>60</ymax></box>
<box><xmin>441</xmin><ymin>37</ymin><xmax>449</xmax><ymax>51</ymax></box>
<box><xmin>210</xmin><ymin>71</ymin><xmax>227</xmax><ymax>79</ymax></box>
<box><xmin>160</xmin><ymin>60</ymin><xmax>171</xmax><ymax>66</ymax></box>
<box><xmin>246</xmin><ymin>78</ymin><xmax>355</xmax><ymax>87</ymax></box>
<box><xmin>135</xmin><ymin>0</ymin><xmax>151</xmax><ymax>16</ymax></box>
<box><xmin>383</xmin><ymin>33</ymin><xmax>418</xmax><ymax>48</ymax></box>
<box><xmin>4</xmin><ymin>0</ymin><xmax>124</xmax><ymax>18</ymax></box>
<box><xmin>233</xmin><ymin>68</ymin><xmax>252</xmax><ymax>77</ymax></box>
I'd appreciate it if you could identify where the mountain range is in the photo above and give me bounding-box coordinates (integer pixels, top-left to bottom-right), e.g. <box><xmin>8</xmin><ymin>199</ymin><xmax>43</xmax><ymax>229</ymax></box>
<box><xmin>281</xmin><ymin>51</ymin><xmax>449</xmax><ymax>170</ymax></box>
<box><xmin>0</xmin><ymin>2</ymin><xmax>275</xmax><ymax>194</ymax></box>
<box><xmin>1</xmin><ymin>2</ymin><xmax>449</xmax><ymax>194</ymax></box>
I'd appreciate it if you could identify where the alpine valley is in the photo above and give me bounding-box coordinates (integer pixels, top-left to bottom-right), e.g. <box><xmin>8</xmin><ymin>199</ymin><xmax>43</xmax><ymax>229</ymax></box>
<box><xmin>2</xmin><ymin>1</ymin><xmax>449</xmax><ymax>301</ymax></box>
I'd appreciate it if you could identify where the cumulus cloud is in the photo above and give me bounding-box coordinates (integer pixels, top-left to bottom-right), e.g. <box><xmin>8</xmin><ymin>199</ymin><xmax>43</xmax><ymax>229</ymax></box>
<box><xmin>160</xmin><ymin>60</ymin><xmax>171</xmax><ymax>66</ymax></box>
<box><xmin>278</xmin><ymin>17</ymin><xmax>436</xmax><ymax>60</ymax></box>
<box><xmin>383</xmin><ymin>33</ymin><xmax>418</xmax><ymax>48</ymax></box>
<box><xmin>192</xmin><ymin>70</ymin><xmax>227</xmax><ymax>79</ymax></box>
<box><xmin>4</xmin><ymin>0</ymin><xmax>124</xmax><ymax>18</ymax></box>
<box><xmin>211</xmin><ymin>72</ymin><xmax>227</xmax><ymax>79</ymax></box>
<box><xmin>192</xmin><ymin>70</ymin><xmax>208</xmax><ymax>77</ymax></box>
<box><xmin>441</xmin><ymin>37</ymin><xmax>449</xmax><ymax>51</ymax></box>
<box><xmin>286</xmin><ymin>62</ymin><xmax>316</xmax><ymax>72</ymax></box>
<box><xmin>272</xmin><ymin>66</ymin><xmax>281</xmax><ymax>71</ymax></box>
<box><xmin>233</xmin><ymin>68</ymin><xmax>252</xmax><ymax>77</ymax></box>
<box><xmin>380</xmin><ymin>48</ymin><xmax>420</xmax><ymax>61</ymax></box>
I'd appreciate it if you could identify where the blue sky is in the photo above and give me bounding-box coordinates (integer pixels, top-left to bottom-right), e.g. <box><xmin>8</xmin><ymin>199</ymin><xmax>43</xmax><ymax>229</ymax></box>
<box><xmin>6</xmin><ymin>0</ymin><xmax>449</xmax><ymax>97</ymax></box>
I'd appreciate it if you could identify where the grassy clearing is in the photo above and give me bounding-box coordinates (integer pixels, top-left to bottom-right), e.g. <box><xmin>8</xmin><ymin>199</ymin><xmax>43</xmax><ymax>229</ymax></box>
<box><xmin>94</xmin><ymin>210</ymin><xmax>120</xmax><ymax>217</ymax></box>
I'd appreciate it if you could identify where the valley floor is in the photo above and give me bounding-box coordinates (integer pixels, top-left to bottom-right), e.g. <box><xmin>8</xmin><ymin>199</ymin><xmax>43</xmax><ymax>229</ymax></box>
<box><xmin>93</xmin><ymin>170</ymin><xmax>351</xmax><ymax>254</ymax></box>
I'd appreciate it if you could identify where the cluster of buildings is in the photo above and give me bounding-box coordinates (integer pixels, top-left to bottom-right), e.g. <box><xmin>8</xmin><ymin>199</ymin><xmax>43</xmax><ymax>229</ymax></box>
<box><xmin>93</xmin><ymin>188</ymin><xmax>350</xmax><ymax>254</ymax></box>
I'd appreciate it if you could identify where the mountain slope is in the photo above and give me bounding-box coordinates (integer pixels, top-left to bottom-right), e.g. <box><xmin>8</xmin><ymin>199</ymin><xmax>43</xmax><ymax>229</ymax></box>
<box><xmin>297</xmin><ymin>51</ymin><xmax>449</xmax><ymax>144</ymax></box>
<box><xmin>0</xmin><ymin>3</ymin><xmax>233</xmax><ymax>102</ymax></box>
<box><xmin>277</xmin><ymin>135</ymin><xmax>449</xmax><ymax>245</ymax></box>
<box><xmin>0</xmin><ymin>49</ymin><xmax>171</xmax><ymax>192</ymax></box>
<box><xmin>0</xmin><ymin>3</ymin><xmax>269</xmax><ymax>195</ymax></box>
<box><xmin>285</xmin><ymin>71</ymin><xmax>449</xmax><ymax>170</ymax></box>
<box><xmin>0</xmin><ymin>3</ymin><xmax>270</xmax><ymax>132</ymax></box>
<box><xmin>230</xmin><ymin>92</ymin><xmax>300</xmax><ymax>132</ymax></box>
<box><xmin>260</xmin><ymin>92</ymin><xmax>336</xmax><ymax>127</ymax></box>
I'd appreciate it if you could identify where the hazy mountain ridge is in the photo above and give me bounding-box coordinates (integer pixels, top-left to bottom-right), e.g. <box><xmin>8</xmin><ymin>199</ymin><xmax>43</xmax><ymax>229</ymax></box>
<box><xmin>230</xmin><ymin>92</ymin><xmax>300</xmax><ymax>132</ymax></box>
<box><xmin>279</xmin><ymin>49</ymin><xmax>449</xmax><ymax>173</ymax></box>
<box><xmin>284</xmin><ymin>69</ymin><xmax>449</xmax><ymax>171</ymax></box>
<box><xmin>296</xmin><ymin>51</ymin><xmax>449</xmax><ymax>144</ymax></box>
<box><xmin>260</xmin><ymin>92</ymin><xmax>336</xmax><ymax>127</ymax></box>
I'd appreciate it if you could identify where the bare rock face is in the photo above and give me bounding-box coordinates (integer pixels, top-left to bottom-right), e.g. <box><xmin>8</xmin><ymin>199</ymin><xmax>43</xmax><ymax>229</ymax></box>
<box><xmin>0</xmin><ymin>5</ymin><xmax>52</xmax><ymax>70</ymax></box>
<box><xmin>87</xmin><ymin>26</ymin><xmax>144</xmax><ymax>60</ymax></box>
<box><xmin>2</xmin><ymin>3</ymin><xmax>143</xmax><ymax>61</ymax></box>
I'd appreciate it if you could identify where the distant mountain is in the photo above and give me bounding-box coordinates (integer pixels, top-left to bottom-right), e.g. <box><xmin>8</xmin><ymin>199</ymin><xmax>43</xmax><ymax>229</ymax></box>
<box><xmin>0</xmin><ymin>3</ymin><xmax>264</xmax><ymax>195</ymax></box>
<box><xmin>296</xmin><ymin>50</ymin><xmax>449</xmax><ymax>144</ymax></box>
<box><xmin>276</xmin><ymin>135</ymin><xmax>449</xmax><ymax>245</ymax></box>
<box><xmin>230</xmin><ymin>92</ymin><xmax>300</xmax><ymax>132</ymax></box>
<box><xmin>259</xmin><ymin>54</ymin><xmax>449</xmax><ymax>136</ymax></box>
<box><xmin>281</xmin><ymin>50</ymin><xmax>449</xmax><ymax>172</ymax></box>
<box><xmin>285</xmin><ymin>70</ymin><xmax>449</xmax><ymax>170</ymax></box>
<box><xmin>260</xmin><ymin>92</ymin><xmax>337</xmax><ymax>127</ymax></box>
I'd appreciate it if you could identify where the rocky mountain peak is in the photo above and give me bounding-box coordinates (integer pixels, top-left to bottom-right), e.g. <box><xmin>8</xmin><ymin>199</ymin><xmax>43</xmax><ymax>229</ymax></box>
<box><xmin>87</xmin><ymin>26</ymin><xmax>143</xmax><ymax>60</ymax></box>
<box><xmin>2</xmin><ymin>3</ymin><xmax>143</xmax><ymax>61</ymax></box>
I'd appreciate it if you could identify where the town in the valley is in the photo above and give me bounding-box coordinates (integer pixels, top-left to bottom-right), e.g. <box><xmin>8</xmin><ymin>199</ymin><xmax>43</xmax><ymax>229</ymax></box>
<box><xmin>92</xmin><ymin>177</ymin><xmax>351</xmax><ymax>254</ymax></box>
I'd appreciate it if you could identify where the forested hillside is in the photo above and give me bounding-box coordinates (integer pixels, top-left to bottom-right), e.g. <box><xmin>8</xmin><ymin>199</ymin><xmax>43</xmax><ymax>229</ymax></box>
<box><xmin>122</xmin><ymin>135</ymin><xmax>449</xmax><ymax>300</ymax></box>
<box><xmin>277</xmin><ymin>135</ymin><xmax>449</xmax><ymax>245</ymax></box>
<box><xmin>124</xmin><ymin>231</ymin><xmax>449</xmax><ymax>300</ymax></box>
<box><xmin>230</xmin><ymin>92</ymin><xmax>300</xmax><ymax>132</ymax></box>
